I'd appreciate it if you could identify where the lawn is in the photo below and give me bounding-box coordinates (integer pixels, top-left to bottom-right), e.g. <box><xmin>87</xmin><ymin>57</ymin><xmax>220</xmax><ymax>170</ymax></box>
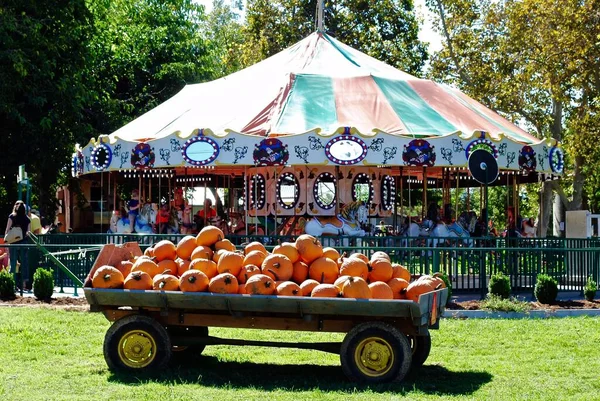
<box><xmin>0</xmin><ymin>308</ymin><xmax>598</xmax><ymax>401</ymax></box>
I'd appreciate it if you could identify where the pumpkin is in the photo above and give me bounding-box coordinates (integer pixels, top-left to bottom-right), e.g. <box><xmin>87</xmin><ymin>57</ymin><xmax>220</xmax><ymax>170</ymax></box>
<box><xmin>272</xmin><ymin>242</ymin><xmax>300</xmax><ymax>263</ymax></box>
<box><xmin>92</xmin><ymin>266</ymin><xmax>124</xmax><ymax>289</ymax></box>
<box><xmin>212</xmin><ymin>249</ymin><xmax>228</xmax><ymax>263</ymax></box>
<box><xmin>190</xmin><ymin>245</ymin><xmax>214</xmax><ymax>261</ymax></box>
<box><xmin>291</xmin><ymin>261</ymin><xmax>309</xmax><ymax>284</ymax></box>
<box><xmin>123</xmin><ymin>271</ymin><xmax>152</xmax><ymax>290</ymax></box>
<box><xmin>333</xmin><ymin>275</ymin><xmax>351</xmax><ymax>291</ymax></box>
<box><xmin>391</xmin><ymin>263</ymin><xmax>411</xmax><ymax>282</ymax></box>
<box><xmin>144</xmin><ymin>247</ymin><xmax>155</xmax><ymax>258</ymax></box>
<box><xmin>348</xmin><ymin>253</ymin><xmax>369</xmax><ymax>264</ymax></box>
<box><xmin>153</xmin><ymin>270</ymin><xmax>179</xmax><ymax>291</ymax></box>
<box><xmin>311</xmin><ymin>284</ymin><xmax>341</xmax><ymax>298</ymax></box>
<box><xmin>245</xmin><ymin>274</ymin><xmax>276</xmax><ymax>295</ymax></box>
<box><xmin>176</xmin><ymin>258</ymin><xmax>191</xmax><ymax>277</ymax></box>
<box><xmin>339</xmin><ymin>258</ymin><xmax>368</xmax><ymax>279</ymax></box>
<box><xmin>196</xmin><ymin>225</ymin><xmax>224</xmax><ymax>247</ymax></box>
<box><xmin>368</xmin><ymin>258</ymin><xmax>393</xmax><ymax>283</ymax></box>
<box><xmin>387</xmin><ymin>278</ymin><xmax>409</xmax><ymax>299</ymax></box>
<box><xmin>244</xmin><ymin>241</ymin><xmax>267</xmax><ymax>255</ymax></box>
<box><xmin>370</xmin><ymin>251</ymin><xmax>391</xmax><ymax>262</ymax></box>
<box><xmin>243</xmin><ymin>250</ymin><xmax>267</xmax><ymax>267</ymax></box>
<box><xmin>158</xmin><ymin>260</ymin><xmax>178</xmax><ymax>277</ymax></box>
<box><xmin>322</xmin><ymin>247</ymin><xmax>340</xmax><ymax>261</ymax></box>
<box><xmin>309</xmin><ymin>257</ymin><xmax>339</xmax><ymax>284</ymax></box>
<box><xmin>176</xmin><ymin>235</ymin><xmax>197</xmax><ymax>260</ymax></box>
<box><xmin>340</xmin><ymin>276</ymin><xmax>371</xmax><ymax>299</ymax></box>
<box><xmin>300</xmin><ymin>279</ymin><xmax>320</xmax><ymax>296</ymax></box>
<box><xmin>208</xmin><ymin>273</ymin><xmax>239</xmax><ymax>294</ymax></box>
<box><xmin>217</xmin><ymin>251</ymin><xmax>244</xmax><ymax>277</ymax></box>
<box><xmin>131</xmin><ymin>258</ymin><xmax>162</xmax><ymax>278</ymax></box>
<box><xmin>431</xmin><ymin>273</ymin><xmax>447</xmax><ymax>289</ymax></box>
<box><xmin>369</xmin><ymin>282</ymin><xmax>394</xmax><ymax>300</ymax></box>
<box><xmin>405</xmin><ymin>279</ymin><xmax>436</xmax><ymax>303</ymax></box>
<box><xmin>189</xmin><ymin>258</ymin><xmax>218</xmax><ymax>279</ymax></box>
<box><xmin>276</xmin><ymin>281</ymin><xmax>301</xmax><ymax>296</ymax></box>
<box><xmin>179</xmin><ymin>270</ymin><xmax>209</xmax><ymax>292</ymax></box>
<box><xmin>153</xmin><ymin>240</ymin><xmax>177</xmax><ymax>262</ymax></box>
<box><xmin>214</xmin><ymin>238</ymin><xmax>236</xmax><ymax>252</ymax></box>
<box><xmin>238</xmin><ymin>283</ymin><xmax>247</xmax><ymax>294</ymax></box>
<box><xmin>295</xmin><ymin>234</ymin><xmax>323</xmax><ymax>264</ymax></box>
<box><xmin>117</xmin><ymin>260</ymin><xmax>133</xmax><ymax>278</ymax></box>
<box><xmin>261</xmin><ymin>254</ymin><xmax>293</xmax><ymax>281</ymax></box>
<box><xmin>237</xmin><ymin>264</ymin><xmax>261</xmax><ymax>284</ymax></box>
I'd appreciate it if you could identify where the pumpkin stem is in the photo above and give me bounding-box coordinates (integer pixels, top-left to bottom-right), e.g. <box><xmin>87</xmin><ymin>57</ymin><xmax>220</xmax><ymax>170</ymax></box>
<box><xmin>159</xmin><ymin>281</ymin><xmax>166</xmax><ymax>289</ymax></box>
<box><xmin>132</xmin><ymin>272</ymin><xmax>142</xmax><ymax>281</ymax></box>
<box><xmin>273</xmin><ymin>263</ymin><xmax>280</xmax><ymax>268</ymax></box>
<box><xmin>103</xmin><ymin>274</ymin><xmax>111</xmax><ymax>281</ymax></box>
<box><xmin>188</xmin><ymin>275</ymin><xmax>197</xmax><ymax>284</ymax></box>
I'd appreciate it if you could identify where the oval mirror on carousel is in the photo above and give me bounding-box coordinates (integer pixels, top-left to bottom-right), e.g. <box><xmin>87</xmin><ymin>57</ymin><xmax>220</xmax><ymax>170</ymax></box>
<box><xmin>182</xmin><ymin>136</ymin><xmax>219</xmax><ymax>166</ymax></box>
<box><xmin>248</xmin><ymin>174</ymin><xmax>266</xmax><ymax>209</ymax></box>
<box><xmin>380</xmin><ymin>175</ymin><xmax>396</xmax><ymax>211</ymax></box>
<box><xmin>325</xmin><ymin>135</ymin><xmax>368</xmax><ymax>165</ymax></box>
<box><xmin>91</xmin><ymin>144</ymin><xmax>112</xmax><ymax>171</ymax></box>
<box><xmin>313</xmin><ymin>172</ymin><xmax>336</xmax><ymax>210</ymax></box>
<box><xmin>277</xmin><ymin>172</ymin><xmax>299</xmax><ymax>209</ymax></box>
<box><xmin>351</xmin><ymin>173</ymin><xmax>373</xmax><ymax>204</ymax></box>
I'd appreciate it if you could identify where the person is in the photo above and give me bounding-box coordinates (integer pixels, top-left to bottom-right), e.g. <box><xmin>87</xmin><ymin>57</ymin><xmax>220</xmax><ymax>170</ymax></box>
<box><xmin>29</xmin><ymin>208</ymin><xmax>42</xmax><ymax>235</ymax></box>
<box><xmin>522</xmin><ymin>217</ymin><xmax>537</xmax><ymax>238</ymax></box>
<box><xmin>180</xmin><ymin>202</ymin><xmax>194</xmax><ymax>234</ymax></box>
<box><xmin>127</xmin><ymin>189</ymin><xmax>140</xmax><ymax>232</ymax></box>
<box><xmin>195</xmin><ymin>198</ymin><xmax>217</xmax><ymax>230</ymax></box>
<box><xmin>0</xmin><ymin>238</ymin><xmax>9</xmax><ymax>272</ymax></box>
<box><xmin>155</xmin><ymin>203</ymin><xmax>170</xmax><ymax>234</ymax></box>
<box><xmin>5</xmin><ymin>200</ymin><xmax>31</xmax><ymax>290</ymax></box>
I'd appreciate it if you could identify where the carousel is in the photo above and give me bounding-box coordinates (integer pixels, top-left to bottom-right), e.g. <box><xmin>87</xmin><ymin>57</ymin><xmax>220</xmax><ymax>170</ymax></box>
<box><xmin>71</xmin><ymin>31</ymin><xmax>564</xmax><ymax>243</ymax></box>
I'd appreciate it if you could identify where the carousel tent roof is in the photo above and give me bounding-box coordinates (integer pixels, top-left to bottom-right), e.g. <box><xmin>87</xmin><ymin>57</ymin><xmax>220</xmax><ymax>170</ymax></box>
<box><xmin>109</xmin><ymin>31</ymin><xmax>538</xmax><ymax>144</ymax></box>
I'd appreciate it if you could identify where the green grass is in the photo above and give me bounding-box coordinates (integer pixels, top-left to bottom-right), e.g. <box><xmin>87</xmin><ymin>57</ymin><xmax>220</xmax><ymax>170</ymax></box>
<box><xmin>480</xmin><ymin>295</ymin><xmax>533</xmax><ymax>313</ymax></box>
<box><xmin>1</xmin><ymin>308</ymin><xmax>599</xmax><ymax>400</ymax></box>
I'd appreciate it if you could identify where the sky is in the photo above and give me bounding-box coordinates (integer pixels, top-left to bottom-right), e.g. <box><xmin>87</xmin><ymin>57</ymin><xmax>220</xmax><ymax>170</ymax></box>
<box><xmin>195</xmin><ymin>0</ymin><xmax>443</xmax><ymax>54</ymax></box>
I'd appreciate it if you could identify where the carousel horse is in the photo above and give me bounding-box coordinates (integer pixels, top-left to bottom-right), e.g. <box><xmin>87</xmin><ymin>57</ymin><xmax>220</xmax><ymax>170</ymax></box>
<box><xmin>304</xmin><ymin>201</ymin><xmax>368</xmax><ymax>239</ymax></box>
<box><xmin>446</xmin><ymin>211</ymin><xmax>477</xmax><ymax>247</ymax></box>
<box><xmin>398</xmin><ymin>216</ymin><xmax>430</xmax><ymax>248</ymax></box>
<box><xmin>114</xmin><ymin>203</ymin><xmax>157</xmax><ymax>234</ymax></box>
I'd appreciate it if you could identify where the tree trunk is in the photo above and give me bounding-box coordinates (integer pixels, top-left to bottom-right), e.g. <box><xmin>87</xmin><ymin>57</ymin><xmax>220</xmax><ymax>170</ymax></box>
<box><xmin>553</xmin><ymin>193</ymin><xmax>564</xmax><ymax>237</ymax></box>
<box><xmin>571</xmin><ymin>155</ymin><xmax>585</xmax><ymax>211</ymax></box>
<box><xmin>538</xmin><ymin>182</ymin><xmax>553</xmax><ymax>237</ymax></box>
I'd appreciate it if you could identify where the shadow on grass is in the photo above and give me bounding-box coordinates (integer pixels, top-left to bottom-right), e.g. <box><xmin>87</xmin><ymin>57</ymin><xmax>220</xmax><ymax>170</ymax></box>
<box><xmin>108</xmin><ymin>356</ymin><xmax>492</xmax><ymax>396</ymax></box>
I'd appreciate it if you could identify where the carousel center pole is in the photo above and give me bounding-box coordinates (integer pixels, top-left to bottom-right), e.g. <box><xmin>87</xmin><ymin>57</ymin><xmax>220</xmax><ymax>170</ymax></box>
<box><xmin>317</xmin><ymin>0</ymin><xmax>324</xmax><ymax>31</ymax></box>
<box><xmin>244</xmin><ymin>166</ymin><xmax>249</xmax><ymax>236</ymax></box>
<box><xmin>100</xmin><ymin>171</ymin><xmax>104</xmax><ymax>233</ymax></box>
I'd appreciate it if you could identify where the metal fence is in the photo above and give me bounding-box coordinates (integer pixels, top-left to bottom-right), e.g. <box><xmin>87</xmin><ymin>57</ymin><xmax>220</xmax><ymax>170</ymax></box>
<box><xmin>4</xmin><ymin>234</ymin><xmax>599</xmax><ymax>296</ymax></box>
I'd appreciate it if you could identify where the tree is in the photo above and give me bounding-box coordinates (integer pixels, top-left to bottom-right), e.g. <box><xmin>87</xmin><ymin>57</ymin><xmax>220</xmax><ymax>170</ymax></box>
<box><xmin>203</xmin><ymin>0</ymin><xmax>246</xmax><ymax>77</ymax></box>
<box><xmin>242</xmin><ymin>0</ymin><xmax>428</xmax><ymax>75</ymax></box>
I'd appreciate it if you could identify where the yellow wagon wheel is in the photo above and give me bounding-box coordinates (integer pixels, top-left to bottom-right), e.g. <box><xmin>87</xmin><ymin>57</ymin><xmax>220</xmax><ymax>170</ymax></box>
<box><xmin>340</xmin><ymin>322</ymin><xmax>412</xmax><ymax>383</ymax></box>
<box><xmin>104</xmin><ymin>315</ymin><xmax>172</xmax><ymax>372</ymax></box>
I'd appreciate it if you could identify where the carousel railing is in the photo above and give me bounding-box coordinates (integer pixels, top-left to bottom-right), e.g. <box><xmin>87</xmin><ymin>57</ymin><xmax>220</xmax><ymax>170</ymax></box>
<box><xmin>10</xmin><ymin>235</ymin><xmax>600</xmax><ymax>296</ymax></box>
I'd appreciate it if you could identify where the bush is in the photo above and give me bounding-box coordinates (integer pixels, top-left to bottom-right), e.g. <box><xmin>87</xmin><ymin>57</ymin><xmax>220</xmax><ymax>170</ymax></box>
<box><xmin>33</xmin><ymin>268</ymin><xmax>54</xmax><ymax>301</ymax></box>
<box><xmin>0</xmin><ymin>270</ymin><xmax>16</xmax><ymax>299</ymax></box>
<box><xmin>584</xmin><ymin>276</ymin><xmax>597</xmax><ymax>302</ymax></box>
<box><xmin>534</xmin><ymin>274</ymin><xmax>558</xmax><ymax>304</ymax></box>
<box><xmin>434</xmin><ymin>272</ymin><xmax>452</xmax><ymax>305</ymax></box>
<box><xmin>481</xmin><ymin>294</ymin><xmax>532</xmax><ymax>313</ymax></box>
<box><xmin>488</xmin><ymin>272</ymin><xmax>511</xmax><ymax>299</ymax></box>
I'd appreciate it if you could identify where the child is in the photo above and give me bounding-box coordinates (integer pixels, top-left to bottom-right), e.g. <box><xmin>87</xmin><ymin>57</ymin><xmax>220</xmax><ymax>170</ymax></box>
<box><xmin>156</xmin><ymin>203</ymin><xmax>170</xmax><ymax>234</ymax></box>
<box><xmin>127</xmin><ymin>189</ymin><xmax>140</xmax><ymax>232</ymax></box>
<box><xmin>0</xmin><ymin>238</ymin><xmax>9</xmax><ymax>272</ymax></box>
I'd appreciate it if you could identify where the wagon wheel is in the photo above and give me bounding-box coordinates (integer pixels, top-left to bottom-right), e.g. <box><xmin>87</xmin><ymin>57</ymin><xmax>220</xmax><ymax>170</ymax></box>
<box><xmin>103</xmin><ymin>315</ymin><xmax>172</xmax><ymax>372</ymax></box>
<box><xmin>408</xmin><ymin>330</ymin><xmax>431</xmax><ymax>368</ymax></box>
<box><xmin>168</xmin><ymin>326</ymin><xmax>209</xmax><ymax>359</ymax></box>
<box><xmin>340</xmin><ymin>322</ymin><xmax>412</xmax><ymax>383</ymax></box>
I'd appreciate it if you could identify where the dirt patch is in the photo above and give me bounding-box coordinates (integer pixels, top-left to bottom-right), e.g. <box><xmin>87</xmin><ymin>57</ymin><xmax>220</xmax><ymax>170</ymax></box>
<box><xmin>448</xmin><ymin>299</ymin><xmax>600</xmax><ymax>310</ymax></box>
<box><xmin>0</xmin><ymin>296</ymin><xmax>89</xmax><ymax>311</ymax></box>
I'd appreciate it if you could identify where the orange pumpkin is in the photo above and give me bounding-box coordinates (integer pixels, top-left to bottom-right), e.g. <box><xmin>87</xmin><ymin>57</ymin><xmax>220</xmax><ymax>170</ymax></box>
<box><xmin>190</xmin><ymin>245</ymin><xmax>214</xmax><ymax>261</ymax></box>
<box><xmin>237</xmin><ymin>264</ymin><xmax>261</xmax><ymax>284</ymax></box>
<box><xmin>214</xmin><ymin>238</ymin><xmax>236</xmax><ymax>252</ymax></box>
<box><xmin>208</xmin><ymin>272</ymin><xmax>239</xmax><ymax>294</ymax></box>
<box><xmin>144</xmin><ymin>247</ymin><xmax>155</xmax><ymax>258</ymax></box>
<box><xmin>176</xmin><ymin>258</ymin><xmax>191</xmax><ymax>277</ymax></box>
<box><xmin>348</xmin><ymin>253</ymin><xmax>369</xmax><ymax>264</ymax></box>
<box><xmin>387</xmin><ymin>278</ymin><xmax>410</xmax><ymax>299</ymax></box>
<box><xmin>245</xmin><ymin>274</ymin><xmax>276</xmax><ymax>295</ymax></box>
<box><xmin>244</xmin><ymin>241</ymin><xmax>267</xmax><ymax>255</ymax></box>
<box><xmin>333</xmin><ymin>275</ymin><xmax>351</xmax><ymax>291</ymax></box>
<box><xmin>339</xmin><ymin>258</ymin><xmax>368</xmax><ymax>279</ymax></box>
<box><xmin>322</xmin><ymin>247</ymin><xmax>340</xmax><ymax>261</ymax></box>
<box><xmin>217</xmin><ymin>251</ymin><xmax>244</xmax><ymax>277</ymax></box>
<box><xmin>300</xmin><ymin>279</ymin><xmax>320</xmax><ymax>296</ymax></box>
<box><xmin>273</xmin><ymin>242</ymin><xmax>300</xmax><ymax>263</ymax></box>
<box><xmin>261</xmin><ymin>254</ymin><xmax>293</xmax><ymax>281</ymax></box>
<box><xmin>131</xmin><ymin>258</ymin><xmax>162</xmax><ymax>278</ymax></box>
<box><xmin>92</xmin><ymin>266</ymin><xmax>124</xmax><ymax>289</ymax></box>
<box><xmin>176</xmin><ymin>235</ymin><xmax>197</xmax><ymax>260</ymax></box>
<box><xmin>369</xmin><ymin>282</ymin><xmax>394</xmax><ymax>300</ymax></box>
<box><xmin>123</xmin><ymin>271</ymin><xmax>152</xmax><ymax>290</ymax></box>
<box><xmin>179</xmin><ymin>270</ymin><xmax>209</xmax><ymax>292</ymax></box>
<box><xmin>311</xmin><ymin>283</ymin><xmax>341</xmax><ymax>298</ymax></box>
<box><xmin>291</xmin><ymin>261</ymin><xmax>309</xmax><ymax>284</ymax></box>
<box><xmin>368</xmin><ymin>258</ymin><xmax>393</xmax><ymax>283</ymax></box>
<box><xmin>309</xmin><ymin>257</ymin><xmax>339</xmax><ymax>284</ymax></box>
<box><xmin>117</xmin><ymin>260</ymin><xmax>133</xmax><ymax>278</ymax></box>
<box><xmin>391</xmin><ymin>263</ymin><xmax>411</xmax><ymax>282</ymax></box>
<box><xmin>405</xmin><ymin>279</ymin><xmax>436</xmax><ymax>303</ymax></box>
<box><xmin>370</xmin><ymin>251</ymin><xmax>391</xmax><ymax>262</ymax></box>
<box><xmin>276</xmin><ymin>281</ymin><xmax>302</xmax><ymax>296</ymax></box>
<box><xmin>238</xmin><ymin>283</ymin><xmax>247</xmax><ymax>294</ymax></box>
<box><xmin>152</xmin><ymin>270</ymin><xmax>180</xmax><ymax>291</ymax></box>
<box><xmin>243</xmin><ymin>250</ymin><xmax>267</xmax><ymax>267</ymax></box>
<box><xmin>340</xmin><ymin>276</ymin><xmax>371</xmax><ymax>299</ymax></box>
<box><xmin>189</xmin><ymin>258</ymin><xmax>218</xmax><ymax>279</ymax></box>
<box><xmin>431</xmin><ymin>273</ymin><xmax>447</xmax><ymax>289</ymax></box>
<box><xmin>158</xmin><ymin>260</ymin><xmax>178</xmax><ymax>277</ymax></box>
<box><xmin>212</xmin><ymin>249</ymin><xmax>227</xmax><ymax>264</ymax></box>
<box><xmin>295</xmin><ymin>234</ymin><xmax>323</xmax><ymax>264</ymax></box>
<box><xmin>196</xmin><ymin>225</ymin><xmax>224</xmax><ymax>247</ymax></box>
<box><xmin>153</xmin><ymin>240</ymin><xmax>177</xmax><ymax>262</ymax></box>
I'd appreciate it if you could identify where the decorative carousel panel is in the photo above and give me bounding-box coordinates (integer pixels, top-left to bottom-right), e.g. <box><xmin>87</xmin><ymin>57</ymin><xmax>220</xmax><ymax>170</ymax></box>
<box><xmin>246</xmin><ymin>168</ymin><xmax>267</xmax><ymax>217</ymax></box>
<box><xmin>307</xmin><ymin>166</ymin><xmax>337</xmax><ymax>216</ymax></box>
<box><xmin>91</xmin><ymin>142</ymin><xmax>113</xmax><ymax>171</ymax></box>
<box><xmin>325</xmin><ymin>134</ymin><xmax>368</xmax><ymax>165</ymax></box>
<box><xmin>344</xmin><ymin>167</ymin><xmax>376</xmax><ymax>215</ymax></box>
<box><xmin>379</xmin><ymin>174</ymin><xmax>396</xmax><ymax>216</ymax></box>
<box><xmin>182</xmin><ymin>134</ymin><xmax>219</xmax><ymax>166</ymax></box>
<box><xmin>274</xmin><ymin>167</ymin><xmax>306</xmax><ymax>216</ymax></box>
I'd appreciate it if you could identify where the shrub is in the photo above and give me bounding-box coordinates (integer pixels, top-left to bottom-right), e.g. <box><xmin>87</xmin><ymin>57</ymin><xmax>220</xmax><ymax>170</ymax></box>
<box><xmin>534</xmin><ymin>274</ymin><xmax>558</xmax><ymax>304</ymax></box>
<box><xmin>0</xmin><ymin>270</ymin><xmax>16</xmax><ymax>299</ymax></box>
<box><xmin>33</xmin><ymin>268</ymin><xmax>54</xmax><ymax>301</ymax></box>
<box><xmin>434</xmin><ymin>272</ymin><xmax>452</xmax><ymax>305</ymax></box>
<box><xmin>583</xmin><ymin>276</ymin><xmax>597</xmax><ymax>302</ymax></box>
<box><xmin>481</xmin><ymin>294</ymin><xmax>532</xmax><ymax>313</ymax></box>
<box><xmin>488</xmin><ymin>272</ymin><xmax>511</xmax><ymax>299</ymax></box>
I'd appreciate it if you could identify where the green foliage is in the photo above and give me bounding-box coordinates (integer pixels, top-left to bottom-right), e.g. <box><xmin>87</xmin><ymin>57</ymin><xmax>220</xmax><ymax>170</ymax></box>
<box><xmin>583</xmin><ymin>276</ymin><xmax>597</xmax><ymax>302</ymax></box>
<box><xmin>480</xmin><ymin>294</ymin><xmax>532</xmax><ymax>313</ymax></box>
<box><xmin>33</xmin><ymin>268</ymin><xmax>54</xmax><ymax>301</ymax></box>
<box><xmin>0</xmin><ymin>270</ymin><xmax>16</xmax><ymax>299</ymax></box>
<box><xmin>488</xmin><ymin>272</ymin><xmax>510</xmax><ymax>299</ymax></box>
<box><xmin>534</xmin><ymin>274</ymin><xmax>558</xmax><ymax>304</ymax></box>
<box><xmin>435</xmin><ymin>273</ymin><xmax>452</xmax><ymax>305</ymax></box>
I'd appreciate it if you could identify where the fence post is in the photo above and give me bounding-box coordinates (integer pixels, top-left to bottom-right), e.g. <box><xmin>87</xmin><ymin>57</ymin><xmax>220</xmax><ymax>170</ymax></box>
<box><xmin>479</xmin><ymin>247</ymin><xmax>486</xmax><ymax>300</ymax></box>
<box><xmin>432</xmin><ymin>250</ymin><xmax>440</xmax><ymax>273</ymax></box>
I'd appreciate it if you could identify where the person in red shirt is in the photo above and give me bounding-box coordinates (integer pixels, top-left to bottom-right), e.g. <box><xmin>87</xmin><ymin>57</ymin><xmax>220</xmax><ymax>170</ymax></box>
<box><xmin>195</xmin><ymin>199</ymin><xmax>216</xmax><ymax>230</ymax></box>
<box><xmin>155</xmin><ymin>203</ymin><xmax>170</xmax><ymax>234</ymax></box>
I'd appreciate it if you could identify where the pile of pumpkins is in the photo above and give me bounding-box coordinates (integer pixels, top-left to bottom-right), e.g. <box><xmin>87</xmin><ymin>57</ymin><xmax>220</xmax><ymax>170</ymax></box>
<box><xmin>91</xmin><ymin>226</ymin><xmax>445</xmax><ymax>302</ymax></box>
